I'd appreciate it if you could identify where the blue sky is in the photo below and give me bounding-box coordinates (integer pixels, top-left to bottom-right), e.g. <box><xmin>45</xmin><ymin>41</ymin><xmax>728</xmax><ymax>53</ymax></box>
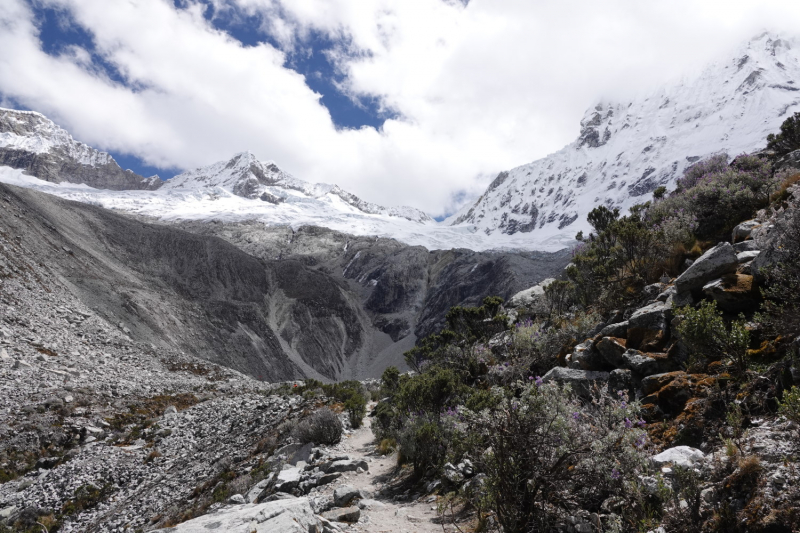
<box><xmin>1</xmin><ymin>0</ymin><xmax>799</xmax><ymax>216</ymax></box>
<box><xmin>21</xmin><ymin>0</ymin><xmax>392</xmax><ymax>181</ymax></box>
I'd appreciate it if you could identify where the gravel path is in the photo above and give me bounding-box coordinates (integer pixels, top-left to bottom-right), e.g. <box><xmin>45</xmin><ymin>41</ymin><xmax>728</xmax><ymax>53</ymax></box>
<box><xmin>316</xmin><ymin>410</ymin><xmax>461</xmax><ymax>533</ymax></box>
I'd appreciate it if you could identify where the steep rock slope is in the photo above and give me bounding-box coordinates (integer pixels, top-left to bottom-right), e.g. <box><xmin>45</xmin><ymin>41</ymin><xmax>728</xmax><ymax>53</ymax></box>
<box><xmin>0</xmin><ymin>108</ymin><xmax>161</xmax><ymax>191</ymax></box>
<box><xmin>452</xmin><ymin>32</ymin><xmax>800</xmax><ymax>246</ymax></box>
<box><xmin>172</xmin><ymin>220</ymin><xmax>572</xmax><ymax>377</ymax></box>
<box><xmin>0</xmin><ymin>183</ymin><xmax>569</xmax><ymax>380</ymax></box>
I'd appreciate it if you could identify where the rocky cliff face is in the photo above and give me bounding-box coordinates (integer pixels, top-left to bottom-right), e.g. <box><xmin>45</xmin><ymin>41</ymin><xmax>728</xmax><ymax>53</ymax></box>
<box><xmin>0</xmin><ymin>108</ymin><xmax>161</xmax><ymax>191</ymax></box>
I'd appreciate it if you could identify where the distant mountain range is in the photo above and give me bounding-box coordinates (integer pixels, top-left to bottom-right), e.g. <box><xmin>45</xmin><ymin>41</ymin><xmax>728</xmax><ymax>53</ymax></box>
<box><xmin>1</xmin><ymin>32</ymin><xmax>799</xmax><ymax>251</ymax></box>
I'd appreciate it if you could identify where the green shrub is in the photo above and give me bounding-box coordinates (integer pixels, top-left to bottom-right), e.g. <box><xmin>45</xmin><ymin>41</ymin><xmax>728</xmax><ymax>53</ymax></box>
<box><xmin>676</xmin><ymin>300</ymin><xmax>750</xmax><ymax>375</ymax></box>
<box><xmin>767</xmin><ymin>111</ymin><xmax>800</xmax><ymax>156</ymax></box>
<box><xmin>381</xmin><ymin>366</ymin><xmax>400</xmax><ymax>397</ymax></box>
<box><xmin>780</xmin><ymin>386</ymin><xmax>800</xmax><ymax>425</ymax></box>
<box><xmin>344</xmin><ymin>392</ymin><xmax>367</xmax><ymax>429</ymax></box>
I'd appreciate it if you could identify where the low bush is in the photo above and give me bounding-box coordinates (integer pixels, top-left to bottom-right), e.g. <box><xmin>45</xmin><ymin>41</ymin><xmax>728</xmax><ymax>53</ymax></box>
<box><xmin>676</xmin><ymin>300</ymin><xmax>750</xmax><ymax>375</ymax></box>
<box><xmin>293</xmin><ymin>408</ymin><xmax>342</xmax><ymax>446</ymax></box>
<box><xmin>779</xmin><ymin>386</ymin><xmax>800</xmax><ymax>426</ymax></box>
<box><xmin>462</xmin><ymin>383</ymin><xmax>649</xmax><ymax>532</ymax></box>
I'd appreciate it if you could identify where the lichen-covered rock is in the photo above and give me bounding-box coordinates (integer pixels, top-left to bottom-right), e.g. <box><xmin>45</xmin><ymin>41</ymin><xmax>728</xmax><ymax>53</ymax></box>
<box><xmin>675</xmin><ymin>243</ymin><xmax>739</xmax><ymax>293</ymax></box>
<box><xmin>596</xmin><ymin>337</ymin><xmax>627</xmax><ymax>367</ymax></box>
<box><xmin>641</xmin><ymin>371</ymin><xmax>687</xmax><ymax>396</ymax></box>
<box><xmin>702</xmin><ymin>273</ymin><xmax>760</xmax><ymax>312</ymax></box>
<box><xmin>507</xmin><ymin>278</ymin><xmax>556</xmax><ymax>312</ymax></box>
<box><xmin>321</xmin><ymin>506</ymin><xmax>361</xmax><ymax>523</ymax></box>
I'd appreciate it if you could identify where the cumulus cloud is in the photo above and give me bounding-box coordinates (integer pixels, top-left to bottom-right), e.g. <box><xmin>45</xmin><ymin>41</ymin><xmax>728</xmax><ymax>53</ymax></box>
<box><xmin>1</xmin><ymin>0</ymin><xmax>800</xmax><ymax>216</ymax></box>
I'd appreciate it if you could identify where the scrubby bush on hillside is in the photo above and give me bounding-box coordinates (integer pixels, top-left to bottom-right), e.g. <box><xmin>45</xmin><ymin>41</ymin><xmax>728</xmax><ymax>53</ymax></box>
<box><xmin>293</xmin><ymin>408</ymin><xmax>342</xmax><ymax>445</ymax></box>
<box><xmin>568</xmin><ymin>153</ymin><xmax>778</xmax><ymax>309</ymax></box>
<box><xmin>462</xmin><ymin>383</ymin><xmax>649</xmax><ymax>533</ymax></box>
<box><xmin>649</xmin><ymin>154</ymin><xmax>775</xmax><ymax>240</ymax></box>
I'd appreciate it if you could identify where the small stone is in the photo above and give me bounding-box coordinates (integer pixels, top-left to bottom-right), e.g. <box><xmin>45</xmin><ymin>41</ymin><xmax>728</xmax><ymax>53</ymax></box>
<box><xmin>228</xmin><ymin>494</ymin><xmax>245</xmax><ymax>505</ymax></box>
<box><xmin>64</xmin><ymin>395</ymin><xmax>74</xmax><ymax>403</ymax></box>
<box><xmin>321</xmin><ymin>506</ymin><xmax>360</xmax><ymax>523</ymax></box>
<box><xmin>333</xmin><ymin>485</ymin><xmax>361</xmax><ymax>507</ymax></box>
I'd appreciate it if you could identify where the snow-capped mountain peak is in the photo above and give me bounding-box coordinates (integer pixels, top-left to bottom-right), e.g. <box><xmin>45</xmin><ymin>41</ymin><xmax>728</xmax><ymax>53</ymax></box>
<box><xmin>452</xmin><ymin>31</ymin><xmax>800</xmax><ymax>245</ymax></box>
<box><xmin>0</xmin><ymin>107</ymin><xmax>161</xmax><ymax>190</ymax></box>
<box><xmin>163</xmin><ymin>151</ymin><xmax>434</xmax><ymax>223</ymax></box>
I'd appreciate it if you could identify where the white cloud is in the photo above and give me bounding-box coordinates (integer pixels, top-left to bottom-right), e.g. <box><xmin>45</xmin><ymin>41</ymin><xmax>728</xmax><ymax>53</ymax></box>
<box><xmin>1</xmin><ymin>0</ymin><xmax>800</xmax><ymax>216</ymax></box>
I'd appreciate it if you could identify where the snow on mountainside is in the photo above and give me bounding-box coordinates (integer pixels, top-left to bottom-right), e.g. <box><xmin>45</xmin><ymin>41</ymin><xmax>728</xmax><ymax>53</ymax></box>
<box><xmin>452</xmin><ymin>32</ymin><xmax>800</xmax><ymax>245</ymax></box>
<box><xmin>162</xmin><ymin>151</ymin><xmax>433</xmax><ymax>224</ymax></box>
<box><xmin>0</xmin><ymin>108</ymin><xmax>161</xmax><ymax>191</ymax></box>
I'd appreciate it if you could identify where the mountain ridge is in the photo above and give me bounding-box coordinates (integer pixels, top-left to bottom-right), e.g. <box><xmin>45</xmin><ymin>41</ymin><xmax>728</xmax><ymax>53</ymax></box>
<box><xmin>451</xmin><ymin>32</ymin><xmax>800</xmax><ymax>244</ymax></box>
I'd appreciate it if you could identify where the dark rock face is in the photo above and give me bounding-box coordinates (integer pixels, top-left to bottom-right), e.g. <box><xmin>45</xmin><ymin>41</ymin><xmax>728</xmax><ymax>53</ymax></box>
<box><xmin>0</xmin><ymin>148</ymin><xmax>162</xmax><ymax>191</ymax></box>
<box><xmin>0</xmin><ymin>109</ymin><xmax>162</xmax><ymax>191</ymax></box>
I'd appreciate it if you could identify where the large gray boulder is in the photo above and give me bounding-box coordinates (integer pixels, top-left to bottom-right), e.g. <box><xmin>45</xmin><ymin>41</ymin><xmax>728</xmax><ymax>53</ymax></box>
<box><xmin>596</xmin><ymin>337</ymin><xmax>627</xmax><ymax>368</ymax></box>
<box><xmin>541</xmin><ymin>367</ymin><xmax>609</xmax><ymax>397</ymax></box>
<box><xmin>627</xmin><ymin>301</ymin><xmax>671</xmax><ymax>351</ymax></box>
<box><xmin>731</xmin><ymin>220</ymin><xmax>761</xmax><ymax>242</ymax></box>
<box><xmin>675</xmin><ymin>243</ymin><xmax>739</xmax><ymax>293</ymax></box>
<box><xmin>151</xmin><ymin>497</ymin><xmax>320</xmax><ymax>533</ymax></box>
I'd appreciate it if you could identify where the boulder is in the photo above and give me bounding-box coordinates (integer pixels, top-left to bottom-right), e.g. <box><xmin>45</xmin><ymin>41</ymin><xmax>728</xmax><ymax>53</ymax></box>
<box><xmin>151</xmin><ymin>497</ymin><xmax>320</xmax><ymax>533</ymax></box>
<box><xmin>315</xmin><ymin>472</ymin><xmax>341</xmax><ymax>487</ymax></box>
<box><xmin>702</xmin><ymin>274</ymin><xmax>760</xmax><ymax>313</ymax></box>
<box><xmin>246</xmin><ymin>477</ymin><xmax>274</xmax><ymax>503</ymax></box>
<box><xmin>567</xmin><ymin>340</ymin><xmax>609</xmax><ymax>371</ymax></box>
<box><xmin>621</xmin><ymin>350</ymin><xmax>673</xmax><ymax>376</ymax></box>
<box><xmin>608</xmin><ymin>369</ymin><xmax>634</xmax><ymax>398</ymax></box>
<box><xmin>731</xmin><ymin>220</ymin><xmax>761</xmax><ymax>242</ymax></box>
<box><xmin>733</xmin><ymin>240</ymin><xmax>759</xmax><ymax>253</ymax></box>
<box><xmin>627</xmin><ymin>302</ymin><xmax>671</xmax><ymax>351</ymax></box>
<box><xmin>675</xmin><ymin>243</ymin><xmax>739</xmax><ymax>293</ymax></box>
<box><xmin>641</xmin><ymin>372</ymin><xmax>687</xmax><ymax>396</ymax></box>
<box><xmin>736</xmin><ymin>251</ymin><xmax>760</xmax><ymax>263</ymax></box>
<box><xmin>541</xmin><ymin>367</ymin><xmax>609</xmax><ymax>398</ymax></box>
<box><xmin>274</xmin><ymin>467</ymin><xmax>302</xmax><ymax>493</ymax></box>
<box><xmin>322</xmin><ymin>506</ymin><xmax>361</xmax><ymax>523</ymax></box>
<box><xmin>507</xmin><ymin>278</ymin><xmax>556</xmax><ymax>312</ymax></box>
<box><xmin>333</xmin><ymin>485</ymin><xmax>361</xmax><ymax>507</ymax></box>
<box><xmin>651</xmin><ymin>446</ymin><xmax>705</xmax><ymax>468</ymax></box>
<box><xmin>229</xmin><ymin>494</ymin><xmax>246</xmax><ymax>505</ymax></box>
<box><xmin>324</xmin><ymin>459</ymin><xmax>369</xmax><ymax>474</ymax></box>
<box><xmin>596</xmin><ymin>337</ymin><xmax>627</xmax><ymax>367</ymax></box>
<box><xmin>598</xmin><ymin>320</ymin><xmax>629</xmax><ymax>339</ymax></box>
<box><xmin>443</xmin><ymin>462</ymin><xmax>464</xmax><ymax>484</ymax></box>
